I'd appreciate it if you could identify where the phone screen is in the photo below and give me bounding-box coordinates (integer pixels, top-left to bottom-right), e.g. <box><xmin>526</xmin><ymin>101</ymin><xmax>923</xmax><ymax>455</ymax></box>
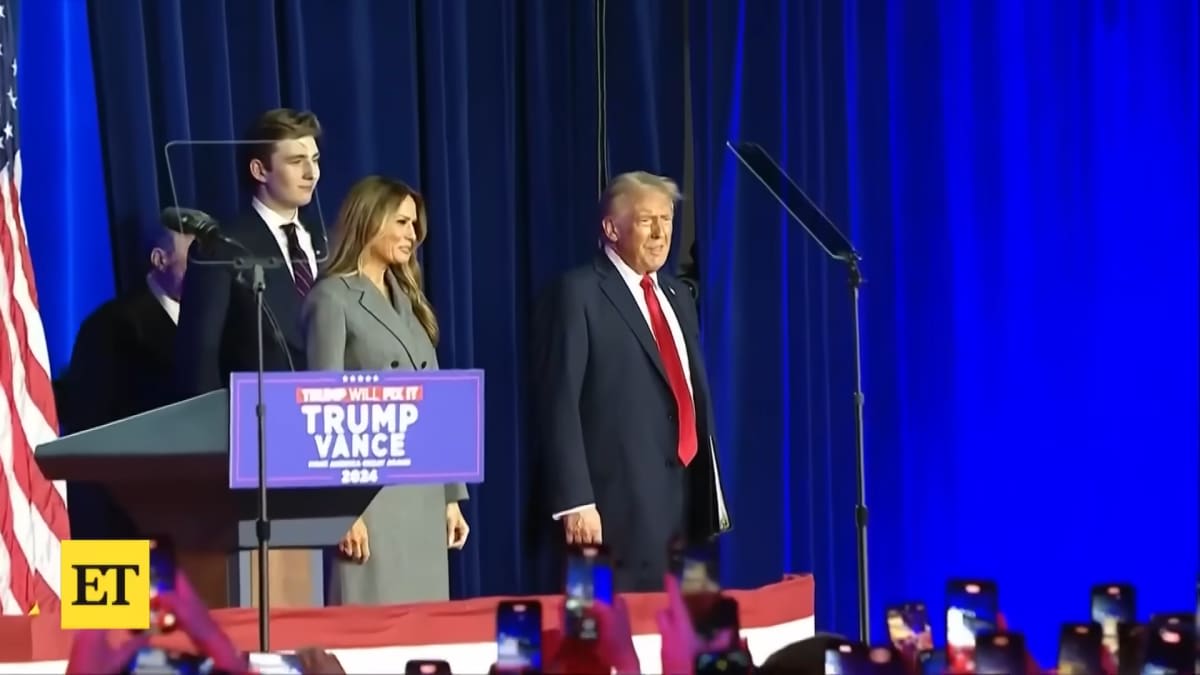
<box><xmin>125</xmin><ymin>648</ymin><xmax>214</xmax><ymax>675</ymax></box>
<box><xmin>247</xmin><ymin>652</ymin><xmax>304</xmax><ymax>675</ymax></box>
<box><xmin>823</xmin><ymin>640</ymin><xmax>872</xmax><ymax>675</ymax></box>
<box><xmin>689</xmin><ymin>596</ymin><xmax>739</xmax><ymax>651</ymax></box>
<box><xmin>669</xmin><ymin>538</ymin><xmax>720</xmax><ymax>594</ymax></box>
<box><xmin>148</xmin><ymin>536</ymin><xmax>177</xmax><ymax>633</ymax></box>
<box><xmin>563</xmin><ymin>544</ymin><xmax>612</xmax><ymax>640</ymax></box>
<box><xmin>946</xmin><ymin>579</ymin><xmax>998</xmax><ymax>672</ymax></box>
<box><xmin>696</xmin><ymin>649</ymin><xmax>753</xmax><ymax>675</ymax></box>
<box><xmin>495</xmin><ymin>601</ymin><xmax>542</xmax><ymax>672</ymax></box>
<box><xmin>404</xmin><ymin>660</ymin><xmax>452</xmax><ymax>675</ymax></box>
<box><xmin>1092</xmin><ymin>583</ymin><xmax>1135</xmax><ymax>659</ymax></box>
<box><xmin>917</xmin><ymin>648</ymin><xmax>945</xmax><ymax>675</ymax></box>
<box><xmin>1058</xmin><ymin>623</ymin><xmax>1103</xmax><ymax>674</ymax></box>
<box><xmin>1142</xmin><ymin>614</ymin><xmax>1196</xmax><ymax>675</ymax></box>
<box><xmin>975</xmin><ymin>631</ymin><xmax>1025</xmax><ymax>675</ymax></box>
<box><xmin>886</xmin><ymin>602</ymin><xmax>934</xmax><ymax>653</ymax></box>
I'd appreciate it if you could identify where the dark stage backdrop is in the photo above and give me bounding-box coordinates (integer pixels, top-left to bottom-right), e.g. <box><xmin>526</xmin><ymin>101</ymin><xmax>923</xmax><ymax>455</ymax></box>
<box><xmin>691</xmin><ymin>0</ymin><xmax>1197</xmax><ymax>661</ymax></box>
<box><xmin>41</xmin><ymin>0</ymin><xmax>1194</xmax><ymax>662</ymax></box>
<box><xmin>85</xmin><ymin>0</ymin><xmax>686</xmax><ymax>600</ymax></box>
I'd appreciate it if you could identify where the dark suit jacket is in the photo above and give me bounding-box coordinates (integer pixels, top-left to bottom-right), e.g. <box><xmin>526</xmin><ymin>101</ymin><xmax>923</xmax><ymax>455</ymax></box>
<box><xmin>174</xmin><ymin>210</ymin><xmax>326</xmax><ymax>397</ymax></box>
<box><xmin>59</xmin><ymin>284</ymin><xmax>177</xmax><ymax>539</ymax></box>
<box><xmin>60</xmin><ymin>285</ymin><xmax>175</xmax><ymax>433</ymax></box>
<box><xmin>532</xmin><ymin>253</ymin><xmax>730</xmax><ymax>591</ymax></box>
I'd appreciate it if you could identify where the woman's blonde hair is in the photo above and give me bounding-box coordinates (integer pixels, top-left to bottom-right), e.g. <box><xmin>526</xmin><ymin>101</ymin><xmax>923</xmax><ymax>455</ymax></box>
<box><xmin>322</xmin><ymin>176</ymin><xmax>439</xmax><ymax>344</ymax></box>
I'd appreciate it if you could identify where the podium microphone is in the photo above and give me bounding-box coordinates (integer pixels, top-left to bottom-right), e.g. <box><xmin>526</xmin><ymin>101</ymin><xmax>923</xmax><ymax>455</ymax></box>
<box><xmin>160</xmin><ymin>207</ymin><xmax>243</xmax><ymax>249</ymax></box>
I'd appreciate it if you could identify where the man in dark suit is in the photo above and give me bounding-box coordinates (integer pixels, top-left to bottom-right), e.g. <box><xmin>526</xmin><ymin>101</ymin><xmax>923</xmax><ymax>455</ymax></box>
<box><xmin>59</xmin><ymin>221</ymin><xmax>195</xmax><ymax>537</ymax></box>
<box><xmin>174</xmin><ymin>108</ymin><xmax>326</xmax><ymax>397</ymax></box>
<box><xmin>531</xmin><ymin>171</ymin><xmax>731</xmax><ymax>592</ymax></box>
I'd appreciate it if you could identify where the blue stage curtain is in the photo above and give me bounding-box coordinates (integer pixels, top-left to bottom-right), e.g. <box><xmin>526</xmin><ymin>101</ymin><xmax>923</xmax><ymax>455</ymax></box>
<box><xmin>689</xmin><ymin>0</ymin><xmax>862</xmax><ymax>632</ymax></box>
<box><xmin>86</xmin><ymin>0</ymin><xmax>684</xmax><ymax>599</ymax></box>
<box><xmin>691</xmin><ymin>0</ymin><xmax>1198</xmax><ymax>661</ymax></box>
<box><xmin>17</xmin><ymin>0</ymin><xmax>113</xmax><ymax>376</ymax></box>
<box><xmin>603</xmin><ymin>0</ymin><xmax>689</xmax><ymax>271</ymax></box>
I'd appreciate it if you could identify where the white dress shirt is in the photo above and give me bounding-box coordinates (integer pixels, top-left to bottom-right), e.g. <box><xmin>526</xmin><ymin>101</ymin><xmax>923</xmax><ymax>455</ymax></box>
<box><xmin>146</xmin><ymin>273</ymin><xmax>180</xmax><ymax>325</ymax></box>
<box><xmin>553</xmin><ymin>247</ymin><xmax>730</xmax><ymax>528</ymax></box>
<box><xmin>251</xmin><ymin>197</ymin><xmax>318</xmax><ymax>280</ymax></box>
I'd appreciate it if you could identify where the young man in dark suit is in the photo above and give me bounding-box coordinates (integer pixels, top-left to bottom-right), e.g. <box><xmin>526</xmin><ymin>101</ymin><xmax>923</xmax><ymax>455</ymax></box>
<box><xmin>59</xmin><ymin>221</ymin><xmax>194</xmax><ymax>537</ymax></box>
<box><xmin>173</xmin><ymin>108</ymin><xmax>326</xmax><ymax>397</ymax></box>
<box><xmin>171</xmin><ymin>108</ymin><xmax>327</xmax><ymax>608</ymax></box>
<box><xmin>531</xmin><ymin>172</ymin><xmax>731</xmax><ymax>592</ymax></box>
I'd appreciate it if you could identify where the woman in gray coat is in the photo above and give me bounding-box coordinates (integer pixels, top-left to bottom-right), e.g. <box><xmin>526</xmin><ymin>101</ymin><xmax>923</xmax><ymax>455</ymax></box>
<box><xmin>301</xmin><ymin>175</ymin><xmax>469</xmax><ymax>605</ymax></box>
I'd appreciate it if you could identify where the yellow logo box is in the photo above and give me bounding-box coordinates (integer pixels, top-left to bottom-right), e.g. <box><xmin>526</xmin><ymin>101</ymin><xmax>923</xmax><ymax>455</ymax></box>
<box><xmin>60</xmin><ymin>540</ymin><xmax>151</xmax><ymax>630</ymax></box>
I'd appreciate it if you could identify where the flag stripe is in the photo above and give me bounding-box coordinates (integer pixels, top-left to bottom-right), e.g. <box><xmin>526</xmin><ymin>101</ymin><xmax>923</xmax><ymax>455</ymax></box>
<box><xmin>5</xmin><ymin>164</ymin><xmax>67</xmax><ymax>609</ymax></box>
<box><xmin>0</xmin><ymin>394</ymin><xmax>54</xmax><ymax>610</ymax></box>
<box><xmin>1</xmin><ymin>171</ymin><xmax>66</xmax><ymax>527</ymax></box>
<box><xmin>0</xmin><ymin>0</ymin><xmax>68</xmax><ymax>615</ymax></box>
<box><xmin>0</xmin><ymin>160</ymin><xmax>66</xmax><ymax>613</ymax></box>
<box><xmin>0</xmin><ymin>530</ymin><xmax>22</xmax><ymax>613</ymax></box>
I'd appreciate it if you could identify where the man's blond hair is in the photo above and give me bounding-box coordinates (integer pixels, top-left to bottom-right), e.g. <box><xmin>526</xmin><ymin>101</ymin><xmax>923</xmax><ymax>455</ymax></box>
<box><xmin>599</xmin><ymin>171</ymin><xmax>683</xmax><ymax>221</ymax></box>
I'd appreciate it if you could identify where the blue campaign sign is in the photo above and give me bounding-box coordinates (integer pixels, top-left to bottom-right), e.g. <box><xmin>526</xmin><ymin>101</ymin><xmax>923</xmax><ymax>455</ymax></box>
<box><xmin>228</xmin><ymin>370</ymin><xmax>485</xmax><ymax>489</ymax></box>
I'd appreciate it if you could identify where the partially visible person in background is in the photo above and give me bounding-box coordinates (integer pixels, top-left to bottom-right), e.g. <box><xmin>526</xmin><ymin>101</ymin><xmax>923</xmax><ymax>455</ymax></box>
<box><xmin>57</xmin><ymin>219</ymin><xmax>195</xmax><ymax>538</ymax></box>
<box><xmin>60</xmin><ymin>223</ymin><xmax>194</xmax><ymax>431</ymax></box>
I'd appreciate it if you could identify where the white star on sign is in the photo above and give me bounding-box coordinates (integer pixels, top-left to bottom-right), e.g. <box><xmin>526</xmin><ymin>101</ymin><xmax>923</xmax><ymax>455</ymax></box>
<box><xmin>11</xmin><ymin>57</ymin><xmax>16</xmax><ymax>78</ymax></box>
<box><xmin>3</xmin><ymin>123</ymin><xmax>12</xmax><ymax>140</ymax></box>
<box><xmin>0</xmin><ymin>6</ymin><xmax>7</xmax><ymax>19</ymax></box>
<box><xmin>6</xmin><ymin>88</ymin><xmax>15</xmax><ymax>110</ymax></box>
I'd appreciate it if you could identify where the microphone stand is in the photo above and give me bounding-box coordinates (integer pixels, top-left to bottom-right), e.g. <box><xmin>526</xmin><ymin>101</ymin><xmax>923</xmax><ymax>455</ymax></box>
<box><xmin>723</xmin><ymin>141</ymin><xmax>872</xmax><ymax>644</ymax></box>
<box><xmin>192</xmin><ymin>227</ymin><xmax>296</xmax><ymax>654</ymax></box>
<box><xmin>846</xmin><ymin>254</ymin><xmax>870</xmax><ymax>644</ymax></box>
<box><xmin>230</xmin><ymin>255</ymin><xmax>284</xmax><ymax>654</ymax></box>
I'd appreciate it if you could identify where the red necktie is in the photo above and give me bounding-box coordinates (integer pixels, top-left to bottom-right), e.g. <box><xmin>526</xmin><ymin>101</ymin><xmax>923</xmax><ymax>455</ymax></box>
<box><xmin>640</xmin><ymin>274</ymin><xmax>698</xmax><ymax>466</ymax></box>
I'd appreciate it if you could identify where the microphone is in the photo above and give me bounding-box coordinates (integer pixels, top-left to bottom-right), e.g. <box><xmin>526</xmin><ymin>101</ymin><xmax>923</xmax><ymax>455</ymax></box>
<box><xmin>161</xmin><ymin>208</ymin><xmax>295</xmax><ymax>373</ymax></box>
<box><xmin>160</xmin><ymin>207</ymin><xmax>243</xmax><ymax>248</ymax></box>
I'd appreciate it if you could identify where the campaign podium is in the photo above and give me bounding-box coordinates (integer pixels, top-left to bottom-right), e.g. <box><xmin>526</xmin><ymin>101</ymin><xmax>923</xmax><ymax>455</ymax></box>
<box><xmin>36</xmin><ymin>369</ymin><xmax>486</xmax><ymax>611</ymax></box>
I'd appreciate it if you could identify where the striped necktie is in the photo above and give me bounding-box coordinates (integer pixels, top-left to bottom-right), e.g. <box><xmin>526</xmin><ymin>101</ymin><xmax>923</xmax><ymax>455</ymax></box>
<box><xmin>281</xmin><ymin>223</ymin><xmax>314</xmax><ymax>296</ymax></box>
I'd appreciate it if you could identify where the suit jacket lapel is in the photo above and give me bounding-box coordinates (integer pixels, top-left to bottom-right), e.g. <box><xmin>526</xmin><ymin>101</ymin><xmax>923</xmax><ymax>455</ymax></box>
<box><xmin>660</xmin><ymin>275</ymin><xmax>712</xmax><ymax>419</ymax></box>
<box><xmin>234</xmin><ymin>212</ymin><xmax>321</xmax><ymax>349</ymax></box>
<box><xmin>596</xmin><ymin>258</ymin><xmax>669</xmax><ymax>384</ymax></box>
<box><xmin>349</xmin><ymin>275</ymin><xmax>419</xmax><ymax>369</ymax></box>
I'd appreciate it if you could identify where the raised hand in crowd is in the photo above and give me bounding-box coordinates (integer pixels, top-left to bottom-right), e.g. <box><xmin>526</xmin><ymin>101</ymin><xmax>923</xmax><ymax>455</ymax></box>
<box><xmin>541</xmin><ymin>595</ymin><xmax>639</xmax><ymax>674</ymax></box>
<box><xmin>589</xmin><ymin>595</ymin><xmax>640</xmax><ymax>673</ymax></box>
<box><xmin>152</xmin><ymin>572</ymin><xmax>248</xmax><ymax>673</ymax></box>
<box><xmin>64</xmin><ymin>567</ymin><xmax>249</xmax><ymax>675</ymax></box>
<box><xmin>65</xmin><ymin>629</ymin><xmax>151</xmax><ymax>675</ymax></box>
<box><xmin>656</xmin><ymin>574</ymin><xmax>706</xmax><ymax>673</ymax></box>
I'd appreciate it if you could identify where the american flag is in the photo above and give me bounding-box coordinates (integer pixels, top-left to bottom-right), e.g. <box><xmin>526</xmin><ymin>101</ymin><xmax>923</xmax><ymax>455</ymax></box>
<box><xmin>0</xmin><ymin>0</ymin><xmax>69</xmax><ymax>615</ymax></box>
